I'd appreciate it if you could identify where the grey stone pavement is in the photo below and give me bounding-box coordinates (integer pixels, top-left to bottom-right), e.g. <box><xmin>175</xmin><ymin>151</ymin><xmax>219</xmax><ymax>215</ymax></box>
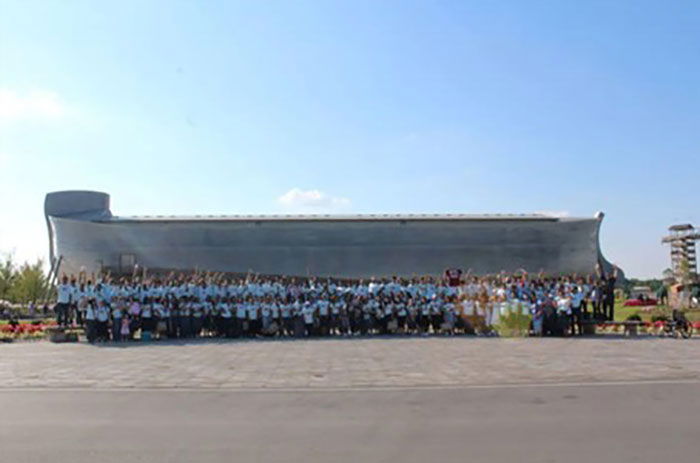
<box><xmin>2</xmin><ymin>336</ymin><xmax>700</xmax><ymax>389</ymax></box>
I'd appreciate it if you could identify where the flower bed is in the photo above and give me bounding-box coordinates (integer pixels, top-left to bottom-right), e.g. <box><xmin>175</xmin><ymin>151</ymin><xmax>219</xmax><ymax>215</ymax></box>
<box><xmin>0</xmin><ymin>321</ymin><xmax>58</xmax><ymax>341</ymax></box>
<box><xmin>593</xmin><ymin>320</ymin><xmax>700</xmax><ymax>336</ymax></box>
<box><xmin>623</xmin><ymin>299</ymin><xmax>658</xmax><ymax>307</ymax></box>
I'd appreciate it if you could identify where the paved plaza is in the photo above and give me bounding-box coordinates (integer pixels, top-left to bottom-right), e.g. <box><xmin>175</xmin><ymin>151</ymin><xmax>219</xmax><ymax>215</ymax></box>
<box><xmin>2</xmin><ymin>337</ymin><xmax>700</xmax><ymax>463</ymax></box>
<box><xmin>2</xmin><ymin>337</ymin><xmax>700</xmax><ymax>390</ymax></box>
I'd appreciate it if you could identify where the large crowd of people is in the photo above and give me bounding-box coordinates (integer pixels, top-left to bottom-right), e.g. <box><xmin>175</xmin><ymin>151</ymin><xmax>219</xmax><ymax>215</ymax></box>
<box><xmin>53</xmin><ymin>266</ymin><xmax>618</xmax><ymax>343</ymax></box>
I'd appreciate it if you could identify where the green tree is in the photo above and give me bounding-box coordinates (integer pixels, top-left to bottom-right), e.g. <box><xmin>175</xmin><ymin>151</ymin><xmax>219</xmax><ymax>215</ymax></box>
<box><xmin>10</xmin><ymin>259</ymin><xmax>51</xmax><ymax>305</ymax></box>
<box><xmin>0</xmin><ymin>254</ymin><xmax>17</xmax><ymax>302</ymax></box>
<box><xmin>662</xmin><ymin>268</ymin><xmax>674</xmax><ymax>281</ymax></box>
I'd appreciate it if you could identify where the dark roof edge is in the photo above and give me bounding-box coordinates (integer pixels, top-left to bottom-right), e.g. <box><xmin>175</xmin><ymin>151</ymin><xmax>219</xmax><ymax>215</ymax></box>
<box><xmin>95</xmin><ymin>214</ymin><xmax>598</xmax><ymax>223</ymax></box>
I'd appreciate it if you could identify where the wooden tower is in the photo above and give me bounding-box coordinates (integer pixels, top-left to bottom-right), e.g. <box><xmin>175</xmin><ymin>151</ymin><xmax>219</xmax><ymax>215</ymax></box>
<box><xmin>662</xmin><ymin>224</ymin><xmax>700</xmax><ymax>280</ymax></box>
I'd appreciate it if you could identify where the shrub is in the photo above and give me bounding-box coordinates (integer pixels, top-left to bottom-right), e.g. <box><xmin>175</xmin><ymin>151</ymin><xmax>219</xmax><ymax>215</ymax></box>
<box><xmin>650</xmin><ymin>306</ymin><xmax>671</xmax><ymax>323</ymax></box>
<box><xmin>496</xmin><ymin>308</ymin><xmax>531</xmax><ymax>337</ymax></box>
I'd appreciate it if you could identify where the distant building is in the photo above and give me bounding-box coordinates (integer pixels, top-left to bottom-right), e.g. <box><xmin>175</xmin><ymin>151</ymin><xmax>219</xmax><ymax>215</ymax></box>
<box><xmin>45</xmin><ymin>190</ymin><xmax>618</xmax><ymax>279</ymax></box>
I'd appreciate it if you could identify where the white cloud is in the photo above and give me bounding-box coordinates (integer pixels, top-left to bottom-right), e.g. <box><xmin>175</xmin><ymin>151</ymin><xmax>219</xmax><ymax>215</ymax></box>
<box><xmin>0</xmin><ymin>89</ymin><xmax>66</xmax><ymax>120</ymax></box>
<box><xmin>0</xmin><ymin>220</ymin><xmax>48</xmax><ymax>267</ymax></box>
<box><xmin>277</xmin><ymin>188</ymin><xmax>351</xmax><ymax>210</ymax></box>
<box><xmin>535</xmin><ymin>210</ymin><xmax>571</xmax><ymax>218</ymax></box>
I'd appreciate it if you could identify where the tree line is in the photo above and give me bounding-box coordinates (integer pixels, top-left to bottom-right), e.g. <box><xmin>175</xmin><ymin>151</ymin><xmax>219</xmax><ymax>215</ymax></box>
<box><xmin>0</xmin><ymin>254</ymin><xmax>53</xmax><ymax>308</ymax></box>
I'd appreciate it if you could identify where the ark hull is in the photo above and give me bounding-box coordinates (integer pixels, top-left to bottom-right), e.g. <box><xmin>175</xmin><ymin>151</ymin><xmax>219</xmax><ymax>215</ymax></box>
<box><xmin>45</xmin><ymin>191</ymin><xmax>616</xmax><ymax>278</ymax></box>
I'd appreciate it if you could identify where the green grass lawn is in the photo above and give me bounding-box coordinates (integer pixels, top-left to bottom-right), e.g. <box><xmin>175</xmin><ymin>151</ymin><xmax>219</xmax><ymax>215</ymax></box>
<box><xmin>613</xmin><ymin>300</ymin><xmax>700</xmax><ymax>322</ymax></box>
<box><xmin>614</xmin><ymin>302</ymin><xmax>653</xmax><ymax>322</ymax></box>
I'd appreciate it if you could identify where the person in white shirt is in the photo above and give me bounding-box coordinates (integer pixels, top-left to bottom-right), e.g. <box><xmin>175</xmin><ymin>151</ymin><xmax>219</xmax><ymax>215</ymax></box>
<box><xmin>430</xmin><ymin>297</ymin><xmax>443</xmax><ymax>334</ymax></box>
<box><xmin>555</xmin><ymin>290</ymin><xmax>572</xmax><ymax>336</ymax></box>
<box><xmin>302</xmin><ymin>301</ymin><xmax>316</xmax><ymax>337</ymax></box>
<box><xmin>158</xmin><ymin>299</ymin><xmax>171</xmax><ymax>338</ymax></box>
<box><xmin>381</xmin><ymin>297</ymin><xmax>394</xmax><ymax>334</ymax></box>
<box><xmin>442</xmin><ymin>298</ymin><xmax>456</xmax><ymax>335</ymax></box>
<box><xmin>84</xmin><ymin>300</ymin><xmax>97</xmax><ymax>343</ymax></box>
<box><xmin>95</xmin><ymin>300</ymin><xmax>110</xmax><ymax>342</ymax></box>
<box><xmin>368</xmin><ymin>278</ymin><xmax>379</xmax><ymax>296</ymax></box>
<box><xmin>405</xmin><ymin>298</ymin><xmax>418</xmax><ymax>333</ymax></box>
<box><xmin>261</xmin><ymin>298</ymin><xmax>272</xmax><ymax>334</ymax></box>
<box><xmin>419</xmin><ymin>296</ymin><xmax>431</xmax><ymax>334</ymax></box>
<box><xmin>317</xmin><ymin>296</ymin><xmax>330</xmax><ymax>336</ymax></box>
<box><xmin>269</xmin><ymin>300</ymin><xmax>280</xmax><ymax>336</ymax></box>
<box><xmin>55</xmin><ymin>276</ymin><xmax>72</xmax><ymax>326</ymax></box>
<box><xmin>360</xmin><ymin>297</ymin><xmax>373</xmax><ymax>335</ymax></box>
<box><xmin>141</xmin><ymin>298</ymin><xmax>154</xmax><ymax>335</ymax></box>
<box><xmin>280</xmin><ymin>300</ymin><xmax>292</xmax><ymax>336</ymax></box>
<box><xmin>111</xmin><ymin>301</ymin><xmax>123</xmax><ymax>342</ymax></box>
<box><xmin>246</xmin><ymin>297</ymin><xmax>259</xmax><ymax>337</ymax></box>
<box><xmin>235</xmin><ymin>297</ymin><xmax>247</xmax><ymax>337</ymax></box>
<box><xmin>75</xmin><ymin>282</ymin><xmax>88</xmax><ymax>326</ymax></box>
<box><xmin>67</xmin><ymin>278</ymin><xmax>79</xmax><ymax>326</ymax></box>
<box><xmin>570</xmin><ymin>286</ymin><xmax>585</xmax><ymax>336</ymax></box>
<box><xmin>329</xmin><ymin>295</ymin><xmax>341</xmax><ymax>335</ymax></box>
<box><xmin>291</xmin><ymin>298</ymin><xmax>305</xmax><ymax>338</ymax></box>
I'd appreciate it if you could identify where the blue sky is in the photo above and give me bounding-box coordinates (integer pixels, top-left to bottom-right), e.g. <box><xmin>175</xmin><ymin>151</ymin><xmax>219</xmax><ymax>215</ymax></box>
<box><xmin>1</xmin><ymin>0</ymin><xmax>698</xmax><ymax>278</ymax></box>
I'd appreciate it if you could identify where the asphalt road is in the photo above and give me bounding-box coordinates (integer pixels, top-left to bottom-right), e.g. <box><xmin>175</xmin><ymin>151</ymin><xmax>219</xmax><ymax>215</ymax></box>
<box><xmin>1</xmin><ymin>381</ymin><xmax>699</xmax><ymax>463</ymax></box>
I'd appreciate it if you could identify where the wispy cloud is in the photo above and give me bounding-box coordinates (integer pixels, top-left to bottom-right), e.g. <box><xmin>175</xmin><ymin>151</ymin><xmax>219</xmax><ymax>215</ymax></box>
<box><xmin>0</xmin><ymin>89</ymin><xmax>66</xmax><ymax>120</ymax></box>
<box><xmin>277</xmin><ymin>188</ymin><xmax>351</xmax><ymax>210</ymax></box>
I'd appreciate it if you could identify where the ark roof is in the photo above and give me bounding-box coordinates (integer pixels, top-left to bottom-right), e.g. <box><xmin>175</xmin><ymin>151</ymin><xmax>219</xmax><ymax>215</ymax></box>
<box><xmin>102</xmin><ymin>213</ymin><xmax>586</xmax><ymax>223</ymax></box>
